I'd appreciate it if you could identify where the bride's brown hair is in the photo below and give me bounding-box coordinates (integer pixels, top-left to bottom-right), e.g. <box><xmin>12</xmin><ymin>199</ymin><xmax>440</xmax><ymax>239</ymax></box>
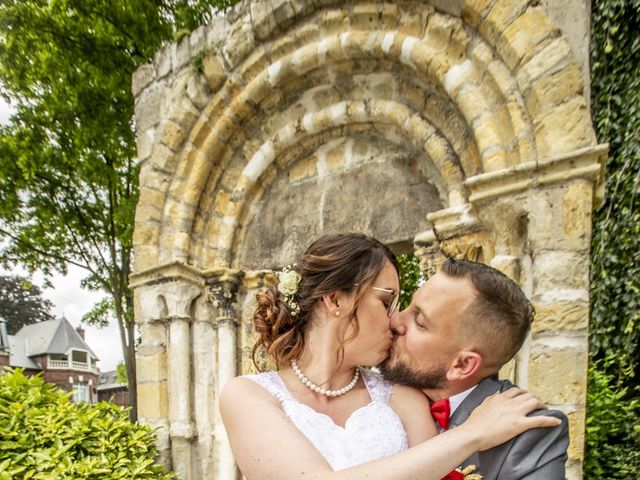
<box><xmin>252</xmin><ymin>233</ymin><xmax>399</xmax><ymax>369</ymax></box>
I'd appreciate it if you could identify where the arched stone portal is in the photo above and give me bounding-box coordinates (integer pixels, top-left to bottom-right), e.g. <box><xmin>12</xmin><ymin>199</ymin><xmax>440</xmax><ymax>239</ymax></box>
<box><xmin>130</xmin><ymin>1</ymin><xmax>607</xmax><ymax>479</ymax></box>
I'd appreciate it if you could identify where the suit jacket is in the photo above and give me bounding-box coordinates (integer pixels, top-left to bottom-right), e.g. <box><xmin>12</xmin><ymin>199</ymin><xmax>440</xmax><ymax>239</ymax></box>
<box><xmin>446</xmin><ymin>376</ymin><xmax>569</xmax><ymax>480</ymax></box>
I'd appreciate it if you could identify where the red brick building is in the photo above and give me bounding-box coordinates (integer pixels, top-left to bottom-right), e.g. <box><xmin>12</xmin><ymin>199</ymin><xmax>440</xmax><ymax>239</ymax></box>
<box><xmin>2</xmin><ymin>317</ymin><xmax>100</xmax><ymax>402</ymax></box>
<box><xmin>97</xmin><ymin>370</ymin><xmax>129</xmax><ymax>407</ymax></box>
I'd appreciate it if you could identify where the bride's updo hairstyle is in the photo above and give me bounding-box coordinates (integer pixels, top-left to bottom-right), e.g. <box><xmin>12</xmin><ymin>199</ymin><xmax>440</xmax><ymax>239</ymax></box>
<box><xmin>252</xmin><ymin>233</ymin><xmax>399</xmax><ymax>369</ymax></box>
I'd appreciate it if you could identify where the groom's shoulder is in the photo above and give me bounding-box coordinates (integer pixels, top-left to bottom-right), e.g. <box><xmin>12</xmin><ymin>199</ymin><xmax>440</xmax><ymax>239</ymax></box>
<box><xmin>476</xmin><ymin>376</ymin><xmax>568</xmax><ymax>420</ymax></box>
<box><xmin>475</xmin><ymin>377</ymin><xmax>569</xmax><ymax>443</ymax></box>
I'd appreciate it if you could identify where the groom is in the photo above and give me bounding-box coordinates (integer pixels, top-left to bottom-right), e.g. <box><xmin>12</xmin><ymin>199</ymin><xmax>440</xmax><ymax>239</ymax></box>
<box><xmin>380</xmin><ymin>258</ymin><xmax>569</xmax><ymax>479</ymax></box>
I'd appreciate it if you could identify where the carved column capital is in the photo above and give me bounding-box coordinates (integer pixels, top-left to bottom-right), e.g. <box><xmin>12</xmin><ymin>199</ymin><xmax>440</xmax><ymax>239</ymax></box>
<box><xmin>439</xmin><ymin>231</ymin><xmax>494</xmax><ymax>263</ymax></box>
<box><xmin>414</xmin><ymin>230</ymin><xmax>445</xmax><ymax>279</ymax></box>
<box><xmin>205</xmin><ymin>268</ymin><xmax>244</xmax><ymax>326</ymax></box>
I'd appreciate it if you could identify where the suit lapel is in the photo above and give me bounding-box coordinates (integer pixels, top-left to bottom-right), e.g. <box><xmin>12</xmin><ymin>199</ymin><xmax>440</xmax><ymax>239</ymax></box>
<box><xmin>449</xmin><ymin>376</ymin><xmax>502</xmax><ymax>428</ymax></box>
<box><xmin>446</xmin><ymin>377</ymin><xmax>513</xmax><ymax>479</ymax></box>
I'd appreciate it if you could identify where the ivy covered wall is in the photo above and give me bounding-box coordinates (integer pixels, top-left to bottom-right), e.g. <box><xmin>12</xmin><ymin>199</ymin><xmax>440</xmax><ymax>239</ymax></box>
<box><xmin>586</xmin><ymin>0</ymin><xmax>640</xmax><ymax>477</ymax></box>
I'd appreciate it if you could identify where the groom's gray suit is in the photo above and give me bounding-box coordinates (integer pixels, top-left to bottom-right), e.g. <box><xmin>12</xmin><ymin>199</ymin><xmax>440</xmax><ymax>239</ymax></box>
<box><xmin>446</xmin><ymin>376</ymin><xmax>569</xmax><ymax>480</ymax></box>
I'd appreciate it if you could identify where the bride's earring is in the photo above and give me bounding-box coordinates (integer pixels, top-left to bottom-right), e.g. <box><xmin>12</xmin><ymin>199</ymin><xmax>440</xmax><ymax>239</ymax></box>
<box><xmin>335</xmin><ymin>310</ymin><xmax>340</xmax><ymax>317</ymax></box>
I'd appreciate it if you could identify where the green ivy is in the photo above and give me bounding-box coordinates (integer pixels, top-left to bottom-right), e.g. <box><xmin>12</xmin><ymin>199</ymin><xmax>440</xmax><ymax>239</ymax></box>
<box><xmin>397</xmin><ymin>253</ymin><xmax>424</xmax><ymax>310</ymax></box>
<box><xmin>0</xmin><ymin>369</ymin><xmax>174</xmax><ymax>479</ymax></box>
<box><xmin>587</xmin><ymin>0</ymin><xmax>640</xmax><ymax>476</ymax></box>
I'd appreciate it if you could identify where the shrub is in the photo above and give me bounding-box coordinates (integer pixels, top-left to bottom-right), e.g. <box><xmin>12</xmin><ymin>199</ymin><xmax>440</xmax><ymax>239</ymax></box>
<box><xmin>585</xmin><ymin>356</ymin><xmax>640</xmax><ymax>478</ymax></box>
<box><xmin>0</xmin><ymin>369</ymin><xmax>174</xmax><ymax>479</ymax></box>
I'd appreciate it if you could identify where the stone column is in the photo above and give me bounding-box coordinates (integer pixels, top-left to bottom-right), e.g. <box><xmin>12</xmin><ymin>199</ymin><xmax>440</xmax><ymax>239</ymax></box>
<box><xmin>134</xmin><ymin>285</ymin><xmax>171</xmax><ymax>467</ymax></box>
<box><xmin>164</xmin><ymin>282</ymin><xmax>202</xmax><ymax>480</ymax></box>
<box><xmin>131</xmin><ymin>263</ymin><xmax>205</xmax><ymax>478</ymax></box>
<box><xmin>205</xmin><ymin>268</ymin><xmax>244</xmax><ymax>480</ymax></box>
<box><xmin>192</xmin><ymin>294</ymin><xmax>217</xmax><ymax>480</ymax></box>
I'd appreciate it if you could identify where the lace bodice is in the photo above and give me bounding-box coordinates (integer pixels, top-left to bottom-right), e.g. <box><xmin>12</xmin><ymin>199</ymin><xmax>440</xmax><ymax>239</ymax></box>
<box><xmin>244</xmin><ymin>368</ymin><xmax>408</xmax><ymax>470</ymax></box>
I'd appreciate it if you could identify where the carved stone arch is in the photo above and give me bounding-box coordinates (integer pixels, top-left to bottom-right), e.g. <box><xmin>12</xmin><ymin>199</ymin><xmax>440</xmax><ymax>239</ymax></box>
<box><xmin>132</xmin><ymin>2</ymin><xmax>606</xmax><ymax>478</ymax></box>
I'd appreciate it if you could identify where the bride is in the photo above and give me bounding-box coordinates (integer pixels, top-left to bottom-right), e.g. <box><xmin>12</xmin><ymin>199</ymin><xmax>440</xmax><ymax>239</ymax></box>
<box><xmin>220</xmin><ymin>233</ymin><xmax>560</xmax><ymax>479</ymax></box>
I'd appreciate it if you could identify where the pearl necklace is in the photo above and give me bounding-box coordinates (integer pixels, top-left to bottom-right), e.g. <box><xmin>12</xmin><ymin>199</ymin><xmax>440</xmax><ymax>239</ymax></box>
<box><xmin>291</xmin><ymin>359</ymin><xmax>360</xmax><ymax>397</ymax></box>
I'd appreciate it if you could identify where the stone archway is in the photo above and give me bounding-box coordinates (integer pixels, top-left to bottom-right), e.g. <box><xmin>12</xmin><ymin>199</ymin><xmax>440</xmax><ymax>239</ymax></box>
<box><xmin>130</xmin><ymin>2</ymin><xmax>606</xmax><ymax>479</ymax></box>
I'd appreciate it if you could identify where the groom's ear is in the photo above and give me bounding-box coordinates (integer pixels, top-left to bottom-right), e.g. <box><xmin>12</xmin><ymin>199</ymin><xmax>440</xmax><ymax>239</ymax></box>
<box><xmin>446</xmin><ymin>351</ymin><xmax>482</xmax><ymax>381</ymax></box>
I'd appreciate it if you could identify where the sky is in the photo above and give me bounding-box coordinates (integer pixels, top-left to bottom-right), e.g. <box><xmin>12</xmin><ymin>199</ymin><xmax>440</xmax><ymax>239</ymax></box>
<box><xmin>0</xmin><ymin>96</ymin><xmax>124</xmax><ymax>372</ymax></box>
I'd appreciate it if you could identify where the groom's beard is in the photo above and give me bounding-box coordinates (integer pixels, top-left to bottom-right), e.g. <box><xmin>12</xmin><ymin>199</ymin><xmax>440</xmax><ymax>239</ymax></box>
<box><xmin>379</xmin><ymin>357</ymin><xmax>448</xmax><ymax>390</ymax></box>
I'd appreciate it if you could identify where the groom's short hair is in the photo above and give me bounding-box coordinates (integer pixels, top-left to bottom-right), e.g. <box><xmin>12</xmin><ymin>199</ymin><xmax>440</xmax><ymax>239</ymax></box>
<box><xmin>441</xmin><ymin>258</ymin><xmax>534</xmax><ymax>369</ymax></box>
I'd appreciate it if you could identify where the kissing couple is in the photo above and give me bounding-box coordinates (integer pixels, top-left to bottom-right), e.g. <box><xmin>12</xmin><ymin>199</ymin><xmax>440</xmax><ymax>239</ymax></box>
<box><xmin>222</xmin><ymin>233</ymin><xmax>569</xmax><ymax>479</ymax></box>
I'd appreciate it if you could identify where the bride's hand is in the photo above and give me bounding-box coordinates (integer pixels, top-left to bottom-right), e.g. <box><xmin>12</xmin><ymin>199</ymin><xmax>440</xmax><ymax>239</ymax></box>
<box><xmin>461</xmin><ymin>387</ymin><xmax>562</xmax><ymax>451</ymax></box>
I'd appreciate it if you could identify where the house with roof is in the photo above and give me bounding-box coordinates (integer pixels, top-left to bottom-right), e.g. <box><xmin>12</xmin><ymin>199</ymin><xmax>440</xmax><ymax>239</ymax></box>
<box><xmin>97</xmin><ymin>369</ymin><xmax>129</xmax><ymax>407</ymax></box>
<box><xmin>0</xmin><ymin>316</ymin><xmax>100</xmax><ymax>402</ymax></box>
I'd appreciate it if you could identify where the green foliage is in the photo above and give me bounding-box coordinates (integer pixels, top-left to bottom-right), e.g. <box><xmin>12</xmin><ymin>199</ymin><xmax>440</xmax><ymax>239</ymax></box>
<box><xmin>116</xmin><ymin>362</ymin><xmax>128</xmax><ymax>385</ymax></box>
<box><xmin>587</xmin><ymin>0</ymin><xmax>640</xmax><ymax>476</ymax></box>
<box><xmin>0</xmin><ymin>369</ymin><xmax>174</xmax><ymax>479</ymax></box>
<box><xmin>585</xmin><ymin>357</ymin><xmax>640</xmax><ymax>478</ymax></box>
<box><xmin>589</xmin><ymin>0</ymin><xmax>640</xmax><ymax>377</ymax></box>
<box><xmin>397</xmin><ymin>253</ymin><xmax>424</xmax><ymax>310</ymax></box>
<box><xmin>0</xmin><ymin>0</ymin><xmax>235</xmax><ymax>418</ymax></box>
<box><xmin>0</xmin><ymin>275</ymin><xmax>54</xmax><ymax>334</ymax></box>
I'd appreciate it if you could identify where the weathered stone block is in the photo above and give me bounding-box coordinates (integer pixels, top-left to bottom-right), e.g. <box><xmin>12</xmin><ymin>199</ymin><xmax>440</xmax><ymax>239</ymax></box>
<box><xmin>132</xmin><ymin>64</ymin><xmax>156</xmax><ymax>98</ymax></box>
<box><xmin>161</xmin><ymin>121</ymin><xmax>187</xmax><ymax>152</ymax></box>
<box><xmin>490</xmin><ymin>255</ymin><xmax>520</xmax><ymax>282</ymax></box>
<box><xmin>150</xmin><ymin>144</ymin><xmax>179</xmax><ymax>174</ymax></box>
<box><xmin>289</xmin><ymin>156</ymin><xmax>318</xmax><ymax>182</ymax></box>
<box><xmin>136</xmin><ymin>127</ymin><xmax>155</xmax><ymax>162</ymax></box>
<box><xmin>497</xmin><ymin>6</ymin><xmax>558</xmax><ymax>71</ymax></box>
<box><xmin>189</xmin><ymin>25</ymin><xmax>206</xmax><ymax>53</ymax></box>
<box><xmin>533</xmin><ymin>250</ymin><xmax>589</xmax><ymax>292</ymax></box>
<box><xmin>139</xmin><ymin>320</ymin><xmax>169</xmax><ymax>345</ymax></box>
<box><xmin>222</xmin><ymin>17</ymin><xmax>256</xmax><ymax>70</ymax></box>
<box><xmin>480</xmin><ymin>0</ymin><xmax>528</xmax><ymax>47</ymax></box>
<box><xmin>529</xmin><ymin>344</ymin><xmax>587</xmax><ymax>404</ymax></box>
<box><xmin>153</xmin><ymin>45</ymin><xmax>171</xmax><ymax>79</ymax></box>
<box><xmin>135</xmin><ymin>83</ymin><xmax>166</xmax><ymax>131</ymax></box>
<box><xmin>563</xmin><ymin>181</ymin><xmax>593</xmax><ymax>243</ymax></box>
<box><xmin>186</xmin><ymin>72</ymin><xmax>211</xmax><ymax>110</ymax></box>
<box><xmin>202</xmin><ymin>54</ymin><xmax>227</xmax><ymax>92</ymax></box>
<box><xmin>535</xmin><ymin>96</ymin><xmax>596</xmax><ymax>157</ymax></box>
<box><xmin>526</xmin><ymin>63</ymin><xmax>583</xmax><ymax>119</ymax></box>
<box><xmin>137</xmin><ymin>381</ymin><xmax>168</xmax><ymax>418</ymax></box>
<box><xmin>137</xmin><ymin>352</ymin><xmax>168</xmax><ymax>382</ymax></box>
<box><xmin>171</xmin><ymin>36</ymin><xmax>191</xmax><ymax>71</ymax></box>
<box><xmin>566</xmin><ymin>408</ymin><xmax>586</xmax><ymax>461</ymax></box>
<box><xmin>463</xmin><ymin>0</ymin><xmax>496</xmax><ymax>30</ymax></box>
<box><xmin>516</xmin><ymin>37</ymin><xmax>572</xmax><ymax>92</ymax></box>
<box><xmin>531</xmin><ymin>299</ymin><xmax>589</xmax><ymax>334</ymax></box>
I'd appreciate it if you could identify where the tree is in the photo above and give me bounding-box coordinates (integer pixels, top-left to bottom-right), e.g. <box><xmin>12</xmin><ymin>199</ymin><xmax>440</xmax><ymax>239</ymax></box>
<box><xmin>116</xmin><ymin>361</ymin><xmax>128</xmax><ymax>384</ymax></box>
<box><xmin>0</xmin><ymin>0</ymin><xmax>233</xmax><ymax>419</ymax></box>
<box><xmin>0</xmin><ymin>275</ymin><xmax>55</xmax><ymax>334</ymax></box>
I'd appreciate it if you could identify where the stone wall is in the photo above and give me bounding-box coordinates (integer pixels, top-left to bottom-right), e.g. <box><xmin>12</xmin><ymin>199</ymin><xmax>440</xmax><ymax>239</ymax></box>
<box><xmin>131</xmin><ymin>1</ymin><xmax>606</xmax><ymax>478</ymax></box>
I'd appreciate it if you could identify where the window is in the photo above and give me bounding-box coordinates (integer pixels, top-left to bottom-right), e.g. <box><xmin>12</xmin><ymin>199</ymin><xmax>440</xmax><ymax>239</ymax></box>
<box><xmin>73</xmin><ymin>383</ymin><xmax>90</xmax><ymax>403</ymax></box>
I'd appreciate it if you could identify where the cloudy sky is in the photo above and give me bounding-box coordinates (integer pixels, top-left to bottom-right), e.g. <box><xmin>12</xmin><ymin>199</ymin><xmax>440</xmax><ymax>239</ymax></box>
<box><xmin>1</xmin><ymin>96</ymin><xmax>124</xmax><ymax>372</ymax></box>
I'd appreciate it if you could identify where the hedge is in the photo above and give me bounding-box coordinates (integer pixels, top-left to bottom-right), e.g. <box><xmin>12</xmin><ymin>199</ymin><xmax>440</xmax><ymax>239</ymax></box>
<box><xmin>0</xmin><ymin>369</ymin><xmax>174</xmax><ymax>480</ymax></box>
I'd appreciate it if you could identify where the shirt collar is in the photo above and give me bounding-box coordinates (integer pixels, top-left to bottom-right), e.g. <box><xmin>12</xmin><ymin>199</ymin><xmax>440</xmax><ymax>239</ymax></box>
<box><xmin>448</xmin><ymin>384</ymin><xmax>478</xmax><ymax>416</ymax></box>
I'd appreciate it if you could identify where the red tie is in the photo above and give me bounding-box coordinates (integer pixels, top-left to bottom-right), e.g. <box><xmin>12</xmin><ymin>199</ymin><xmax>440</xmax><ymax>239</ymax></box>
<box><xmin>429</xmin><ymin>398</ymin><xmax>451</xmax><ymax>430</ymax></box>
<box><xmin>430</xmin><ymin>399</ymin><xmax>462</xmax><ymax>480</ymax></box>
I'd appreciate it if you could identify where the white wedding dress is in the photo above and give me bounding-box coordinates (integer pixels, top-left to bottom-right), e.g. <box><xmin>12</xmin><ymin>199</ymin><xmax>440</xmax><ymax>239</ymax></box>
<box><xmin>245</xmin><ymin>367</ymin><xmax>408</xmax><ymax>470</ymax></box>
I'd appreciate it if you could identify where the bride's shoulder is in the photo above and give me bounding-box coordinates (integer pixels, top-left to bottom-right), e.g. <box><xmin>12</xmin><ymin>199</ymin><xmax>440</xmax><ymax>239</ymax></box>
<box><xmin>389</xmin><ymin>383</ymin><xmax>431</xmax><ymax>409</ymax></box>
<box><xmin>220</xmin><ymin>372</ymin><xmax>281</xmax><ymax>411</ymax></box>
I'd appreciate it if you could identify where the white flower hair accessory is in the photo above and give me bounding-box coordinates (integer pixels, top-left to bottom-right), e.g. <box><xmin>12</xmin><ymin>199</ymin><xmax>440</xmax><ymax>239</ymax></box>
<box><xmin>277</xmin><ymin>265</ymin><xmax>301</xmax><ymax>316</ymax></box>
